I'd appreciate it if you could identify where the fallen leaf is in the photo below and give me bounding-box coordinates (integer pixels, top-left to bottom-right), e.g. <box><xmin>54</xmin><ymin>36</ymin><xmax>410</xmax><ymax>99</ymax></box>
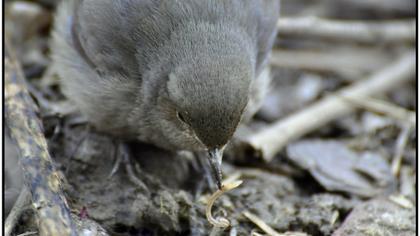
<box><xmin>287</xmin><ymin>140</ymin><xmax>394</xmax><ymax>197</ymax></box>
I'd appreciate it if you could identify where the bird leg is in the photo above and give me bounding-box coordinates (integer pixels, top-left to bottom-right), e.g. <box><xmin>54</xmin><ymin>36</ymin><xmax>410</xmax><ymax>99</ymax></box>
<box><xmin>109</xmin><ymin>142</ymin><xmax>148</xmax><ymax>192</ymax></box>
<box><xmin>108</xmin><ymin>143</ymin><xmax>122</xmax><ymax>178</ymax></box>
<box><xmin>64</xmin><ymin>126</ymin><xmax>90</xmax><ymax>175</ymax></box>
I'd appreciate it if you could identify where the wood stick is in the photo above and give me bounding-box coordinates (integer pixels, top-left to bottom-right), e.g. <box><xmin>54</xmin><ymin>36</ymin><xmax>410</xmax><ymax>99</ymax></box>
<box><xmin>338</xmin><ymin>95</ymin><xmax>416</xmax><ymax>126</ymax></box>
<box><xmin>17</xmin><ymin>232</ymin><xmax>38</xmax><ymax>236</ymax></box>
<box><xmin>243</xmin><ymin>211</ymin><xmax>309</xmax><ymax>236</ymax></box>
<box><xmin>270</xmin><ymin>48</ymin><xmax>391</xmax><ymax>76</ymax></box>
<box><xmin>327</xmin><ymin>0</ymin><xmax>415</xmax><ymax>14</ymax></box>
<box><xmin>277</xmin><ymin>17</ymin><xmax>415</xmax><ymax>43</ymax></box>
<box><xmin>246</xmin><ymin>51</ymin><xmax>415</xmax><ymax>162</ymax></box>
<box><xmin>5</xmin><ymin>188</ymin><xmax>31</xmax><ymax>236</ymax></box>
<box><xmin>391</xmin><ymin>124</ymin><xmax>412</xmax><ymax>177</ymax></box>
<box><xmin>5</xmin><ymin>39</ymin><xmax>77</xmax><ymax>236</ymax></box>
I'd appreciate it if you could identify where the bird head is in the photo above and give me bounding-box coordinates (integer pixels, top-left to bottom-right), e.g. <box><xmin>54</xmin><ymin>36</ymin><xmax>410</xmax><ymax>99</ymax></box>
<box><xmin>166</xmin><ymin>56</ymin><xmax>252</xmax><ymax>188</ymax></box>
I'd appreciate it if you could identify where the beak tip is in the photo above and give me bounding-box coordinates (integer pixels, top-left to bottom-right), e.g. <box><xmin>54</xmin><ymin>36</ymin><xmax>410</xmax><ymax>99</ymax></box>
<box><xmin>215</xmin><ymin>173</ymin><xmax>223</xmax><ymax>190</ymax></box>
<box><xmin>216</xmin><ymin>182</ymin><xmax>222</xmax><ymax>190</ymax></box>
<box><xmin>208</xmin><ymin>148</ymin><xmax>224</xmax><ymax>190</ymax></box>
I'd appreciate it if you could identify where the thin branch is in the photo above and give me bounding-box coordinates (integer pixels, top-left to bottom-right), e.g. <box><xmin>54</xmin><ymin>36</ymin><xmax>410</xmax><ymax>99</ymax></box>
<box><xmin>246</xmin><ymin>51</ymin><xmax>415</xmax><ymax>162</ymax></box>
<box><xmin>391</xmin><ymin>124</ymin><xmax>412</xmax><ymax>177</ymax></box>
<box><xmin>5</xmin><ymin>38</ymin><xmax>77</xmax><ymax>236</ymax></box>
<box><xmin>399</xmin><ymin>166</ymin><xmax>415</xmax><ymax>197</ymax></box>
<box><xmin>270</xmin><ymin>48</ymin><xmax>390</xmax><ymax>77</ymax></box>
<box><xmin>277</xmin><ymin>17</ymin><xmax>415</xmax><ymax>43</ymax></box>
<box><xmin>5</xmin><ymin>187</ymin><xmax>31</xmax><ymax>236</ymax></box>
<box><xmin>338</xmin><ymin>95</ymin><xmax>415</xmax><ymax>126</ymax></box>
<box><xmin>243</xmin><ymin>211</ymin><xmax>309</xmax><ymax>236</ymax></box>
<box><xmin>388</xmin><ymin>194</ymin><xmax>414</xmax><ymax>209</ymax></box>
<box><xmin>17</xmin><ymin>232</ymin><xmax>38</xmax><ymax>236</ymax></box>
<box><xmin>328</xmin><ymin>0</ymin><xmax>415</xmax><ymax>14</ymax></box>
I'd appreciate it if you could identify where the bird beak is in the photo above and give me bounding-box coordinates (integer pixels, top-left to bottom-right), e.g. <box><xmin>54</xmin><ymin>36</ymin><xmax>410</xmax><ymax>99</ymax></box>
<box><xmin>208</xmin><ymin>148</ymin><xmax>224</xmax><ymax>190</ymax></box>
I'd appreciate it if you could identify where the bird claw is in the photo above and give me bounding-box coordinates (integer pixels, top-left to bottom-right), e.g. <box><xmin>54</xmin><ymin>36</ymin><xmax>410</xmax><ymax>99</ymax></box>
<box><xmin>107</xmin><ymin>153</ymin><xmax>122</xmax><ymax>179</ymax></box>
<box><xmin>108</xmin><ymin>143</ymin><xmax>148</xmax><ymax>192</ymax></box>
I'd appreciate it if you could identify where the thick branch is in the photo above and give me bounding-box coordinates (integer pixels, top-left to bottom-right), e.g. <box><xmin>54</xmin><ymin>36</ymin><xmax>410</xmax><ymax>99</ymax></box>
<box><xmin>5</xmin><ymin>40</ymin><xmax>77</xmax><ymax>236</ymax></box>
<box><xmin>277</xmin><ymin>17</ymin><xmax>415</xmax><ymax>43</ymax></box>
<box><xmin>246</xmin><ymin>51</ymin><xmax>415</xmax><ymax>162</ymax></box>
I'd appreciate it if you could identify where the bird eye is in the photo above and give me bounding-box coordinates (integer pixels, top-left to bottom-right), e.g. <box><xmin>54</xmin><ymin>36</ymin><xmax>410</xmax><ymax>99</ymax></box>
<box><xmin>177</xmin><ymin>111</ymin><xmax>187</xmax><ymax>123</ymax></box>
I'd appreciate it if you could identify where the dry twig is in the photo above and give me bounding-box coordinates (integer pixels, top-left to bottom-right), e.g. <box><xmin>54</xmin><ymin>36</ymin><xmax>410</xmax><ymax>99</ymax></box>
<box><xmin>277</xmin><ymin>17</ymin><xmax>415</xmax><ymax>43</ymax></box>
<box><xmin>246</xmin><ymin>52</ymin><xmax>415</xmax><ymax>162</ymax></box>
<box><xmin>327</xmin><ymin>0</ymin><xmax>415</xmax><ymax>14</ymax></box>
<box><xmin>338</xmin><ymin>95</ymin><xmax>415</xmax><ymax>126</ymax></box>
<box><xmin>243</xmin><ymin>211</ymin><xmax>309</xmax><ymax>236</ymax></box>
<box><xmin>5</xmin><ymin>188</ymin><xmax>31</xmax><ymax>236</ymax></box>
<box><xmin>399</xmin><ymin>166</ymin><xmax>415</xmax><ymax>197</ymax></box>
<box><xmin>5</xmin><ymin>39</ymin><xmax>77</xmax><ymax>236</ymax></box>
<box><xmin>391</xmin><ymin>124</ymin><xmax>412</xmax><ymax>177</ymax></box>
<box><xmin>270</xmin><ymin>48</ymin><xmax>390</xmax><ymax>77</ymax></box>
<box><xmin>17</xmin><ymin>232</ymin><xmax>38</xmax><ymax>236</ymax></box>
<box><xmin>388</xmin><ymin>194</ymin><xmax>414</xmax><ymax>209</ymax></box>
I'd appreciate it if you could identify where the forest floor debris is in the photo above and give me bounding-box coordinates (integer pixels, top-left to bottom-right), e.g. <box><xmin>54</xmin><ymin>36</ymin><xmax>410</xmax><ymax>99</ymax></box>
<box><xmin>4</xmin><ymin>0</ymin><xmax>416</xmax><ymax>235</ymax></box>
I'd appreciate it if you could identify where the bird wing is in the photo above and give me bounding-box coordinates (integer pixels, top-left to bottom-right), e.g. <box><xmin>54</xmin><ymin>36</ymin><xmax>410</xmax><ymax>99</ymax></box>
<box><xmin>71</xmin><ymin>0</ymin><xmax>162</xmax><ymax>78</ymax></box>
<box><xmin>71</xmin><ymin>0</ymin><xmax>279</xmax><ymax>78</ymax></box>
<box><xmin>252</xmin><ymin>0</ymin><xmax>280</xmax><ymax>74</ymax></box>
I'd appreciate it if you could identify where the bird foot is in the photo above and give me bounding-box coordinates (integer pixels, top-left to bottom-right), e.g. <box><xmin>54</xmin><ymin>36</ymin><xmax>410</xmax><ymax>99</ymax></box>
<box><xmin>108</xmin><ymin>142</ymin><xmax>148</xmax><ymax>192</ymax></box>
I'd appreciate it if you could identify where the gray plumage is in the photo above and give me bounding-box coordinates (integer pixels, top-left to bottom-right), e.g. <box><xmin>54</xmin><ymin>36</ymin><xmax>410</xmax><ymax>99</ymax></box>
<box><xmin>52</xmin><ymin>0</ymin><xmax>279</xmax><ymax>163</ymax></box>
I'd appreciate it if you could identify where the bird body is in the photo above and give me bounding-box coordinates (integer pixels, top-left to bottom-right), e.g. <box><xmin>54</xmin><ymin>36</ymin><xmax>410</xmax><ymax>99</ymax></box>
<box><xmin>52</xmin><ymin>0</ymin><xmax>279</xmax><ymax>187</ymax></box>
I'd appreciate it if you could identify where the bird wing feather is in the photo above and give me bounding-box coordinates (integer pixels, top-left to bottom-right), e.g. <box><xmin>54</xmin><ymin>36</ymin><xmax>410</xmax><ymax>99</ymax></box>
<box><xmin>71</xmin><ymin>0</ymin><xmax>279</xmax><ymax>79</ymax></box>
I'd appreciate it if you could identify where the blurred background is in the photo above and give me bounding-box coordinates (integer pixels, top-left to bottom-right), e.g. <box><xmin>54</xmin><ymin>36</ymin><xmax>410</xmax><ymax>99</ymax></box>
<box><xmin>4</xmin><ymin>0</ymin><xmax>416</xmax><ymax>235</ymax></box>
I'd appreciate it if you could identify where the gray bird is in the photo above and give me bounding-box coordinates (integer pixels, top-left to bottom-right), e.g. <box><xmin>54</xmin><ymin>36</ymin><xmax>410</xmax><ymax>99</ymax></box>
<box><xmin>51</xmin><ymin>0</ymin><xmax>279</xmax><ymax>189</ymax></box>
